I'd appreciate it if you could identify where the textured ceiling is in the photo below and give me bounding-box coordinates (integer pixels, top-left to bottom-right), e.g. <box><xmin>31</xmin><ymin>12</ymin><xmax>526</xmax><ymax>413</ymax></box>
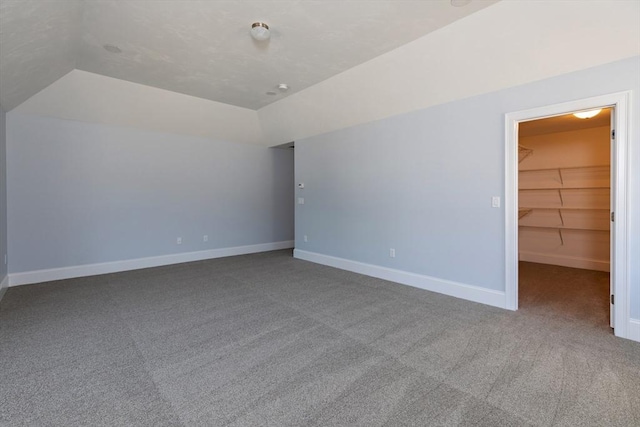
<box><xmin>0</xmin><ymin>0</ymin><xmax>82</xmax><ymax>111</ymax></box>
<box><xmin>0</xmin><ymin>0</ymin><xmax>498</xmax><ymax>111</ymax></box>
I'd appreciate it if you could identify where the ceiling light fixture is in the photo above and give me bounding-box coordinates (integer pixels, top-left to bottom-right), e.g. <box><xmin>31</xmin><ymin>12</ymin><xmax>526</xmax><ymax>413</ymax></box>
<box><xmin>573</xmin><ymin>109</ymin><xmax>602</xmax><ymax>119</ymax></box>
<box><xmin>250</xmin><ymin>22</ymin><xmax>270</xmax><ymax>41</ymax></box>
<box><xmin>450</xmin><ymin>0</ymin><xmax>472</xmax><ymax>6</ymax></box>
<box><xmin>278</xmin><ymin>83</ymin><xmax>289</xmax><ymax>92</ymax></box>
<box><xmin>103</xmin><ymin>44</ymin><xmax>122</xmax><ymax>54</ymax></box>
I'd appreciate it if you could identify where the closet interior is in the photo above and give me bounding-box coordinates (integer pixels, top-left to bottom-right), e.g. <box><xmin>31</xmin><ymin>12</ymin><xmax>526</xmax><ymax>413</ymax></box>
<box><xmin>517</xmin><ymin>108</ymin><xmax>611</xmax><ymax>325</ymax></box>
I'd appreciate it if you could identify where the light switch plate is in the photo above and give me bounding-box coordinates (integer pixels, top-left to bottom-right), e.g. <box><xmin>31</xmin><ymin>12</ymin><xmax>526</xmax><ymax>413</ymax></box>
<box><xmin>492</xmin><ymin>196</ymin><xmax>500</xmax><ymax>208</ymax></box>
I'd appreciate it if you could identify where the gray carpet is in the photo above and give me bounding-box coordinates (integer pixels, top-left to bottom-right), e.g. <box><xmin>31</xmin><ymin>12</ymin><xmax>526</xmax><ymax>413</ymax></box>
<box><xmin>1</xmin><ymin>251</ymin><xmax>639</xmax><ymax>426</ymax></box>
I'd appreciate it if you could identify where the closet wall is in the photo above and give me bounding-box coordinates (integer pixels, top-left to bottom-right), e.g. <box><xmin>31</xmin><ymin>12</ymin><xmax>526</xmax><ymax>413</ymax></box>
<box><xmin>518</xmin><ymin>123</ymin><xmax>610</xmax><ymax>271</ymax></box>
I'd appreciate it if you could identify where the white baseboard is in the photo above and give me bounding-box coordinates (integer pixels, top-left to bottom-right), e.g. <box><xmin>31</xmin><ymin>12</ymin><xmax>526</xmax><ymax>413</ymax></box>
<box><xmin>519</xmin><ymin>251</ymin><xmax>609</xmax><ymax>272</ymax></box>
<box><xmin>0</xmin><ymin>274</ymin><xmax>8</xmax><ymax>302</ymax></box>
<box><xmin>294</xmin><ymin>249</ymin><xmax>506</xmax><ymax>309</ymax></box>
<box><xmin>9</xmin><ymin>241</ymin><xmax>294</xmax><ymax>287</ymax></box>
<box><xmin>629</xmin><ymin>319</ymin><xmax>640</xmax><ymax>343</ymax></box>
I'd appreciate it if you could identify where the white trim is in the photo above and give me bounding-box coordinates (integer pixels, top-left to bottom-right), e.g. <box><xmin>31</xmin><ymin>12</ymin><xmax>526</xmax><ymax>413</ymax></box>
<box><xmin>8</xmin><ymin>241</ymin><xmax>294</xmax><ymax>287</ymax></box>
<box><xmin>294</xmin><ymin>249</ymin><xmax>506</xmax><ymax>308</ymax></box>
<box><xmin>0</xmin><ymin>275</ymin><xmax>8</xmax><ymax>302</ymax></box>
<box><xmin>505</xmin><ymin>91</ymin><xmax>631</xmax><ymax>340</ymax></box>
<box><xmin>518</xmin><ymin>251</ymin><xmax>609</xmax><ymax>272</ymax></box>
<box><xmin>629</xmin><ymin>319</ymin><xmax>640</xmax><ymax>343</ymax></box>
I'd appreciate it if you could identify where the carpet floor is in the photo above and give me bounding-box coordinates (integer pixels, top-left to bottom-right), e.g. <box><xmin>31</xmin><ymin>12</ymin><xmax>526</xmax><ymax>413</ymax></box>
<box><xmin>1</xmin><ymin>250</ymin><xmax>638</xmax><ymax>426</ymax></box>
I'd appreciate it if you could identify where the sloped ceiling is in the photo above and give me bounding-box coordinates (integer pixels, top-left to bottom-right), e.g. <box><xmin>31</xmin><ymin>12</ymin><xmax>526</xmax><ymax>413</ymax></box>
<box><xmin>0</xmin><ymin>0</ymin><xmax>498</xmax><ymax>111</ymax></box>
<box><xmin>0</xmin><ymin>0</ymin><xmax>81</xmax><ymax>111</ymax></box>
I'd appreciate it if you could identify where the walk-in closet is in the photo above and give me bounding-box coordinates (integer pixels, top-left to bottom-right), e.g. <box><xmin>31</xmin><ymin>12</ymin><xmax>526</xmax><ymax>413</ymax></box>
<box><xmin>518</xmin><ymin>108</ymin><xmax>611</xmax><ymax>327</ymax></box>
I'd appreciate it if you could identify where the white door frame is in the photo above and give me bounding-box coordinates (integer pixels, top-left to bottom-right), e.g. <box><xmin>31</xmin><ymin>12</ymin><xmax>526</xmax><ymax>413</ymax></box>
<box><xmin>504</xmin><ymin>91</ymin><xmax>631</xmax><ymax>340</ymax></box>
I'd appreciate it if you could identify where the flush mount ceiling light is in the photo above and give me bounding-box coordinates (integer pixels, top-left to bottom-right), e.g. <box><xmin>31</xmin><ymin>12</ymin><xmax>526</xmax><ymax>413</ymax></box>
<box><xmin>103</xmin><ymin>44</ymin><xmax>122</xmax><ymax>54</ymax></box>
<box><xmin>450</xmin><ymin>0</ymin><xmax>472</xmax><ymax>6</ymax></box>
<box><xmin>250</xmin><ymin>22</ymin><xmax>270</xmax><ymax>41</ymax></box>
<box><xmin>278</xmin><ymin>83</ymin><xmax>289</xmax><ymax>92</ymax></box>
<box><xmin>573</xmin><ymin>109</ymin><xmax>602</xmax><ymax>119</ymax></box>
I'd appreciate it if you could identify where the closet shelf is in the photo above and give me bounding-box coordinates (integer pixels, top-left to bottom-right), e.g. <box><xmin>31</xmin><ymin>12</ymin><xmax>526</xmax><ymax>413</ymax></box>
<box><xmin>519</xmin><ymin>186</ymin><xmax>609</xmax><ymax>190</ymax></box>
<box><xmin>518</xmin><ymin>160</ymin><xmax>610</xmax><ymax>246</ymax></box>
<box><xmin>519</xmin><ymin>164</ymin><xmax>609</xmax><ymax>173</ymax></box>
<box><xmin>519</xmin><ymin>206</ymin><xmax>608</xmax><ymax>210</ymax></box>
<box><xmin>518</xmin><ymin>224</ymin><xmax>609</xmax><ymax>232</ymax></box>
<box><xmin>518</xmin><ymin>225</ymin><xmax>608</xmax><ymax>245</ymax></box>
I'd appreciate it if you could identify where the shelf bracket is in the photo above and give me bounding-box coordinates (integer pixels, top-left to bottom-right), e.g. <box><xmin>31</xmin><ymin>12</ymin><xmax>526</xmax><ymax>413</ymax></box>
<box><xmin>519</xmin><ymin>145</ymin><xmax>533</xmax><ymax>163</ymax></box>
<box><xmin>557</xmin><ymin>189</ymin><xmax>564</xmax><ymax>207</ymax></box>
<box><xmin>519</xmin><ymin>209</ymin><xmax>532</xmax><ymax>220</ymax></box>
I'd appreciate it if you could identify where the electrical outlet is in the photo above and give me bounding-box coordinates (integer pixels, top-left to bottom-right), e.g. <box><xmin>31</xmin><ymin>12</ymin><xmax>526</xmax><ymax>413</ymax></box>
<box><xmin>203</xmin><ymin>235</ymin><xmax>208</xmax><ymax>242</ymax></box>
<box><xmin>298</xmin><ymin>197</ymin><xmax>305</xmax><ymax>205</ymax></box>
<box><xmin>303</xmin><ymin>235</ymin><xmax>308</xmax><ymax>242</ymax></box>
<box><xmin>177</xmin><ymin>237</ymin><xmax>182</xmax><ymax>245</ymax></box>
<box><xmin>389</xmin><ymin>248</ymin><xmax>396</xmax><ymax>258</ymax></box>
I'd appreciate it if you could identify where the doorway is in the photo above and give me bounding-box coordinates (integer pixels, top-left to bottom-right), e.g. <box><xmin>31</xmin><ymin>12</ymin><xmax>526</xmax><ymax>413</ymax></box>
<box><xmin>504</xmin><ymin>92</ymin><xmax>631</xmax><ymax>340</ymax></box>
<box><xmin>518</xmin><ymin>108</ymin><xmax>612</xmax><ymax>328</ymax></box>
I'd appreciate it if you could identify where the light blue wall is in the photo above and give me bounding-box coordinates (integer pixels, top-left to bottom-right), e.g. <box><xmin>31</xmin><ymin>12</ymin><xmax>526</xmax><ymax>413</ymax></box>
<box><xmin>295</xmin><ymin>56</ymin><xmax>640</xmax><ymax>318</ymax></box>
<box><xmin>0</xmin><ymin>105</ymin><xmax>7</xmax><ymax>281</ymax></box>
<box><xmin>7</xmin><ymin>114</ymin><xmax>294</xmax><ymax>273</ymax></box>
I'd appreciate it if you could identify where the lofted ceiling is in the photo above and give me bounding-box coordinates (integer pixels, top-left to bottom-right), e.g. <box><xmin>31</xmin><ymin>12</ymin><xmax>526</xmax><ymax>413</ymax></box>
<box><xmin>0</xmin><ymin>0</ymin><xmax>498</xmax><ymax>111</ymax></box>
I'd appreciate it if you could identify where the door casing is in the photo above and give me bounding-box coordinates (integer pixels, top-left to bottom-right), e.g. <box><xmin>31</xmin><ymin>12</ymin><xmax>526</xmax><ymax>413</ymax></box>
<box><xmin>504</xmin><ymin>91</ymin><xmax>631</xmax><ymax>339</ymax></box>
